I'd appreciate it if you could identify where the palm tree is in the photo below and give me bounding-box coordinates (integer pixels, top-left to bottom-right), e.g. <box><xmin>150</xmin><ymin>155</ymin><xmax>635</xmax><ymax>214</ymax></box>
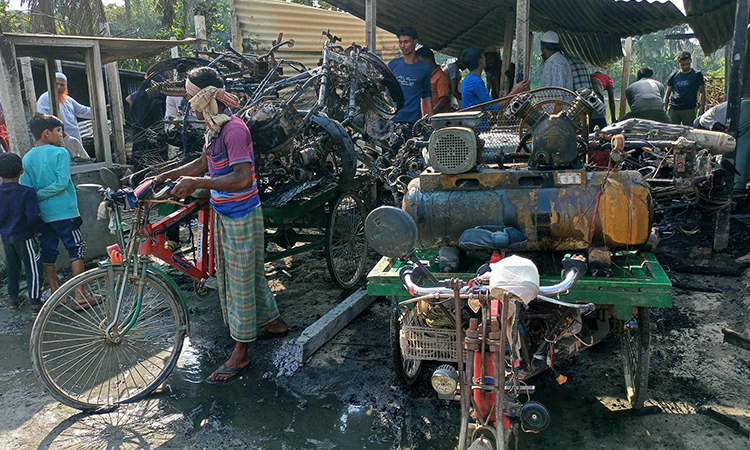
<box><xmin>23</xmin><ymin>0</ymin><xmax>106</xmax><ymax>35</ymax></box>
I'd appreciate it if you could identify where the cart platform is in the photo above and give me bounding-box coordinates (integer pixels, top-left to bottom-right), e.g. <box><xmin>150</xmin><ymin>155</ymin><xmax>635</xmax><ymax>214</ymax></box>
<box><xmin>367</xmin><ymin>251</ymin><xmax>672</xmax><ymax>319</ymax></box>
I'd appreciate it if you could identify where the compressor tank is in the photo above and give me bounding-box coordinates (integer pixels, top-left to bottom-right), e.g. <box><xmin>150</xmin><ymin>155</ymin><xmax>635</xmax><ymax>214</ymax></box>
<box><xmin>403</xmin><ymin>169</ymin><xmax>652</xmax><ymax>251</ymax></box>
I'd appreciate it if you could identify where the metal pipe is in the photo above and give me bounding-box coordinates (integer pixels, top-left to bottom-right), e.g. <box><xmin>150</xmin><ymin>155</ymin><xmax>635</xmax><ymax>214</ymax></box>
<box><xmin>538</xmin><ymin>269</ymin><xmax>578</xmax><ymax>295</ymax></box>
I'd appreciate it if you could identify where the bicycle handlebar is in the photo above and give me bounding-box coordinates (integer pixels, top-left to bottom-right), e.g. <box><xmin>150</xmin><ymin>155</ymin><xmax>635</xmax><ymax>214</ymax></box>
<box><xmin>399</xmin><ymin>262</ymin><xmax>588</xmax><ymax>310</ymax></box>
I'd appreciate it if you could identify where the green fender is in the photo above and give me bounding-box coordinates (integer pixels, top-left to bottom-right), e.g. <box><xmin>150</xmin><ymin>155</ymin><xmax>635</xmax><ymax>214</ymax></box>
<box><xmin>100</xmin><ymin>262</ymin><xmax>191</xmax><ymax>335</ymax></box>
<box><xmin>146</xmin><ymin>264</ymin><xmax>191</xmax><ymax>336</ymax></box>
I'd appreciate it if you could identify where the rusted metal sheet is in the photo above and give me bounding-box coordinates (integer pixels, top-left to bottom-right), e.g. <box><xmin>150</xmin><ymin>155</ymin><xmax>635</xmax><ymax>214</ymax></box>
<box><xmin>403</xmin><ymin>170</ymin><xmax>652</xmax><ymax>251</ymax></box>
<box><xmin>684</xmin><ymin>0</ymin><xmax>736</xmax><ymax>55</ymax></box>
<box><xmin>235</xmin><ymin>0</ymin><xmax>400</xmax><ymax>68</ymax></box>
<box><xmin>4</xmin><ymin>33</ymin><xmax>197</xmax><ymax>64</ymax></box>
<box><xmin>326</xmin><ymin>0</ymin><xmax>686</xmax><ymax>66</ymax></box>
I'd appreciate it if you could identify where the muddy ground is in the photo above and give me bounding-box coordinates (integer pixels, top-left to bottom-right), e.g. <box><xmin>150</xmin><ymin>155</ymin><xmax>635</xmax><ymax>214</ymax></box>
<box><xmin>1</xmin><ymin>224</ymin><xmax>749</xmax><ymax>449</ymax></box>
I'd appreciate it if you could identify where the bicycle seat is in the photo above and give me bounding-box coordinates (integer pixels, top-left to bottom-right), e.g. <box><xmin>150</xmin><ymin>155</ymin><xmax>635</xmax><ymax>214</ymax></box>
<box><xmin>77</xmin><ymin>183</ymin><xmax>104</xmax><ymax>192</ymax></box>
<box><xmin>459</xmin><ymin>226</ymin><xmax>528</xmax><ymax>252</ymax></box>
<box><xmin>489</xmin><ymin>255</ymin><xmax>540</xmax><ymax>304</ymax></box>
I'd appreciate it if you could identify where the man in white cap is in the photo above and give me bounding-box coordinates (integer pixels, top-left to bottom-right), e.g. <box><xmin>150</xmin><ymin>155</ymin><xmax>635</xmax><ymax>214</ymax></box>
<box><xmin>540</xmin><ymin>31</ymin><xmax>573</xmax><ymax>90</ymax></box>
<box><xmin>37</xmin><ymin>72</ymin><xmax>93</xmax><ymax>142</ymax></box>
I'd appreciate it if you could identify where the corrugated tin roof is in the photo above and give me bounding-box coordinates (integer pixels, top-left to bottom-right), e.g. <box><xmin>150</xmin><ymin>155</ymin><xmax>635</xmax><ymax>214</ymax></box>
<box><xmin>684</xmin><ymin>0</ymin><xmax>736</xmax><ymax>55</ymax></box>
<box><xmin>326</xmin><ymin>0</ymin><xmax>688</xmax><ymax>66</ymax></box>
<box><xmin>235</xmin><ymin>0</ymin><xmax>401</xmax><ymax>69</ymax></box>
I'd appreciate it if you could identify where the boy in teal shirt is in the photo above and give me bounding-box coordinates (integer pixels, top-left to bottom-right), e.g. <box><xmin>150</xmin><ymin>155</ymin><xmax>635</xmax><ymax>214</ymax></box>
<box><xmin>21</xmin><ymin>114</ymin><xmax>89</xmax><ymax>306</ymax></box>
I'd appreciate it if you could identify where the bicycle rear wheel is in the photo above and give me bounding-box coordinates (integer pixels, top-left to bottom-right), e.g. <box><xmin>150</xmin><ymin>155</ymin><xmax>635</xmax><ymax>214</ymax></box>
<box><xmin>30</xmin><ymin>266</ymin><xmax>186</xmax><ymax>411</ymax></box>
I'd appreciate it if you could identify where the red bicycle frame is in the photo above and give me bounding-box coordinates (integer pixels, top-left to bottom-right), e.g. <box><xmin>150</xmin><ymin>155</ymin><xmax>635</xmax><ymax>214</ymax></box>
<box><xmin>137</xmin><ymin>198</ymin><xmax>215</xmax><ymax>281</ymax></box>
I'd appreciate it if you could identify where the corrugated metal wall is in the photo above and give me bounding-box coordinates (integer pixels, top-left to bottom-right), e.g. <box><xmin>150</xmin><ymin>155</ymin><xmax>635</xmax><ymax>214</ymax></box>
<box><xmin>235</xmin><ymin>0</ymin><xmax>401</xmax><ymax>69</ymax></box>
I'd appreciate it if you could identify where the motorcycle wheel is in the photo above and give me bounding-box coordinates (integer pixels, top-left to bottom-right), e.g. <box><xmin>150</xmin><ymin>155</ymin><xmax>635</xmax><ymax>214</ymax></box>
<box><xmin>300</xmin><ymin>120</ymin><xmax>357</xmax><ymax>189</ymax></box>
<box><xmin>389</xmin><ymin>301</ymin><xmax>422</xmax><ymax>385</ymax></box>
<box><xmin>621</xmin><ymin>306</ymin><xmax>651</xmax><ymax>409</ymax></box>
<box><xmin>360</xmin><ymin>52</ymin><xmax>405</xmax><ymax>115</ymax></box>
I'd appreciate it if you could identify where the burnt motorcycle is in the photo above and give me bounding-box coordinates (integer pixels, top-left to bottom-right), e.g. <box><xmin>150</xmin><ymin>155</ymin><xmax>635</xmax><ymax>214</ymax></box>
<box><xmin>242</xmin><ymin>30</ymin><xmax>404</xmax><ymax>206</ymax></box>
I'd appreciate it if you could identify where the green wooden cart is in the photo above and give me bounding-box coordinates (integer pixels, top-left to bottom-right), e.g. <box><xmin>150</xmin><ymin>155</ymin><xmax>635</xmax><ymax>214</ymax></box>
<box><xmin>263</xmin><ymin>175</ymin><xmax>372</xmax><ymax>289</ymax></box>
<box><xmin>367</xmin><ymin>250</ymin><xmax>673</xmax><ymax>407</ymax></box>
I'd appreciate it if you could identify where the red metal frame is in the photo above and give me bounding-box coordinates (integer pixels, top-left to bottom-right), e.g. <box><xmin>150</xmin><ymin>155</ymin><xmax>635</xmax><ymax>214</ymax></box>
<box><xmin>138</xmin><ymin>198</ymin><xmax>215</xmax><ymax>281</ymax></box>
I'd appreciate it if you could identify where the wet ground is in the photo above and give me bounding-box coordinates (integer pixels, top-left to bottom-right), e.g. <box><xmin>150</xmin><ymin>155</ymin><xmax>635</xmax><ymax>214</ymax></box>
<box><xmin>1</xmin><ymin>239</ymin><xmax>749</xmax><ymax>449</ymax></box>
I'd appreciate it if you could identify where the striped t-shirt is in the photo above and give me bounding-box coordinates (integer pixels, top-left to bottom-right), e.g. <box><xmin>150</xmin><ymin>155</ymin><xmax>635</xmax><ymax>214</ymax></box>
<box><xmin>204</xmin><ymin>115</ymin><xmax>260</xmax><ymax>218</ymax></box>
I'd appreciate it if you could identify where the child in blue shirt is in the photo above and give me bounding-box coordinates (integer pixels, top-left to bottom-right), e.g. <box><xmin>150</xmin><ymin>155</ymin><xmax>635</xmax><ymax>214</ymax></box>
<box><xmin>21</xmin><ymin>114</ymin><xmax>90</xmax><ymax>307</ymax></box>
<box><xmin>0</xmin><ymin>152</ymin><xmax>43</xmax><ymax>316</ymax></box>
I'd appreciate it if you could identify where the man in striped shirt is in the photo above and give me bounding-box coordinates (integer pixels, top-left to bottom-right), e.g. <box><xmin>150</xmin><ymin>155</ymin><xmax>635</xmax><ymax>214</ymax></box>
<box><xmin>155</xmin><ymin>67</ymin><xmax>288</xmax><ymax>382</ymax></box>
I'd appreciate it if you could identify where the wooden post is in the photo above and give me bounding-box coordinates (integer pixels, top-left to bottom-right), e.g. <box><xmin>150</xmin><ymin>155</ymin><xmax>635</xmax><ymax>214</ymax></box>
<box><xmin>100</xmin><ymin>22</ymin><xmax>127</xmax><ymax>165</ymax></box>
<box><xmin>170</xmin><ymin>36</ymin><xmax>179</xmax><ymax>59</ymax></box>
<box><xmin>365</xmin><ymin>0</ymin><xmax>377</xmax><ymax>51</ymax></box>
<box><xmin>619</xmin><ymin>37</ymin><xmax>633</xmax><ymax>118</ymax></box>
<box><xmin>526</xmin><ymin>31</ymin><xmax>533</xmax><ymax>82</ymax></box>
<box><xmin>500</xmin><ymin>10</ymin><xmax>514</xmax><ymax>95</ymax></box>
<box><xmin>0</xmin><ymin>35</ymin><xmax>33</xmax><ymax>154</ymax></box>
<box><xmin>715</xmin><ymin>0</ymin><xmax>749</xmax><ymax>251</ymax></box>
<box><xmin>514</xmin><ymin>0</ymin><xmax>530</xmax><ymax>82</ymax></box>
<box><xmin>19</xmin><ymin>57</ymin><xmax>36</xmax><ymax>113</ymax></box>
<box><xmin>85</xmin><ymin>44</ymin><xmax>112</xmax><ymax>165</ymax></box>
<box><xmin>44</xmin><ymin>56</ymin><xmax>59</xmax><ymax>118</ymax></box>
<box><xmin>229</xmin><ymin>0</ymin><xmax>241</xmax><ymax>51</ymax></box>
<box><xmin>194</xmin><ymin>15</ymin><xmax>208</xmax><ymax>52</ymax></box>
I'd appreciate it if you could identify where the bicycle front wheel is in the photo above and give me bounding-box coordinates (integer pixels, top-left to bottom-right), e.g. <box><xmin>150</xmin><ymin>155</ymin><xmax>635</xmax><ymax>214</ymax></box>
<box><xmin>30</xmin><ymin>266</ymin><xmax>187</xmax><ymax>411</ymax></box>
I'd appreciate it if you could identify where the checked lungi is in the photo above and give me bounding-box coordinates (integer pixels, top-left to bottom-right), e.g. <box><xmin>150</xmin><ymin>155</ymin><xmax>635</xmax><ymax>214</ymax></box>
<box><xmin>214</xmin><ymin>206</ymin><xmax>279</xmax><ymax>342</ymax></box>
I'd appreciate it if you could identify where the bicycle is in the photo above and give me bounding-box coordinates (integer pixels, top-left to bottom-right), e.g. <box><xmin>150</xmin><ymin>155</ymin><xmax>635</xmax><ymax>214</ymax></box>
<box><xmin>30</xmin><ymin>170</ymin><xmax>214</xmax><ymax>411</ymax></box>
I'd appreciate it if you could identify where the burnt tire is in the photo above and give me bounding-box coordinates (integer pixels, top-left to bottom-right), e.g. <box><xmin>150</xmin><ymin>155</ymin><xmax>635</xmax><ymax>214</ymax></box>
<box><xmin>360</xmin><ymin>51</ymin><xmax>405</xmax><ymax>113</ymax></box>
<box><xmin>325</xmin><ymin>192</ymin><xmax>368</xmax><ymax>289</ymax></box>
<box><xmin>621</xmin><ymin>306</ymin><xmax>651</xmax><ymax>409</ymax></box>
<box><xmin>390</xmin><ymin>301</ymin><xmax>422</xmax><ymax>385</ymax></box>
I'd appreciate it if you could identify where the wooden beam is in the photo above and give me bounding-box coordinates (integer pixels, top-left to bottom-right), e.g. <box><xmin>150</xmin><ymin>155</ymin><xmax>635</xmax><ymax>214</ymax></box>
<box><xmin>100</xmin><ymin>22</ymin><xmax>127</xmax><ymax>165</ymax></box>
<box><xmin>500</xmin><ymin>10</ymin><xmax>514</xmax><ymax>95</ymax></box>
<box><xmin>19</xmin><ymin>57</ymin><xmax>36</xmax><ymax>114</ymax></box>
<box><xmin>296</xmin><ymin>288</ymin><xmax>374</xmax><ymax>362</ymax></box>
<box><xmin>194</xmin><ymin>15</ymin><xmax>208</xmax><ymax>52</ymax></box>
<box><xmin>619</xmin><ymin>37</ymin><xmax>633</xmax><ymax>119</ymax></box>
<box><xmin>0</xmin><ymin>35</ymin><xmax>33</xmax><ymax>155</ymax></box>
<box><xmin>43</xmin><ymin>56</ymin><xmax>60</xmax><ymax>118</ymax></box>
<box><xmin>514</xmin><ymin>0</ymin><xmax>530</xmax><ymax>82</ymax></box>
<box><xmin>85</xmin><ymin>44</ymin><xmax>112</xmax><ymax>165</ymax></box>
<box><xmin>365</xmin><ymin>0</ymin><xmax>377</xmax><ymax>51</ymax></box>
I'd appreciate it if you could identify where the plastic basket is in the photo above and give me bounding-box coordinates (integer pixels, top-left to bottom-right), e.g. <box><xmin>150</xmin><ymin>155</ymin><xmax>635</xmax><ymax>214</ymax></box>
<box><xmin>400</xmin><ymin>325</ymin><xmax>458</xmax><ymax>362</ymax></box>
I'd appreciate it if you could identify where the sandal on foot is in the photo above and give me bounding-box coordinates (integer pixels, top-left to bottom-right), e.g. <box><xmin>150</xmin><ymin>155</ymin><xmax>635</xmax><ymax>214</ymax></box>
<box><xmin>257</xmin><ymin>328</ymin><xmax>289</xmax><ymax>340</ymax></box>
<box><xmin>206</xmin><ymin>362</ymin><xmax>249</xmax><ymax>382</ymax></box>
<box><xmin>74</xmin><ymin>296</ymin><xmax>104</xmax><ymax>311</ymax></box>
<box><xmin>7</xmin><ymin>304</ymin><xmax>19</xmax><ymax>312</ymax></box>
<box><xmin>31</xmin><ymin>304</ymin><xmax>42</xmax><ymax>318</ymax></box>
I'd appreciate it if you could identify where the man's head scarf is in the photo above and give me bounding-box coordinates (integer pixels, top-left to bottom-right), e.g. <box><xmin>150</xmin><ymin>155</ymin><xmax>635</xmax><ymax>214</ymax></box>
<box><xmin>185</xmin><ymin>78</ymin><xmax>240</xmax><ymax>132</ymax></box>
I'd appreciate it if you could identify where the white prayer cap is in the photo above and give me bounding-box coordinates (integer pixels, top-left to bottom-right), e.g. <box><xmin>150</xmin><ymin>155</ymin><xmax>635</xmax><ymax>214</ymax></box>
<box><xmin>55</xmin><ymin>72</ymin><xmax>67</xmax><ymax>81</ymax></box>
<box><xmin>541</xmin><ymin>31</ymin><xmax>560</xmax><ymax>44</ymax></box>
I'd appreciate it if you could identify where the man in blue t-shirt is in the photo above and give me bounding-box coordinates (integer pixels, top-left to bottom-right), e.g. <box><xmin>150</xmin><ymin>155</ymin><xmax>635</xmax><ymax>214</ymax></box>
<box><xmin>664</xmin><ymin>51</ymin><xmax>706</xmax><ymax>125</ymax></box>
<box><xmin>388</xmin><ymin>27</ymin><xmax>433</xmax><ymax>128</ymax></box>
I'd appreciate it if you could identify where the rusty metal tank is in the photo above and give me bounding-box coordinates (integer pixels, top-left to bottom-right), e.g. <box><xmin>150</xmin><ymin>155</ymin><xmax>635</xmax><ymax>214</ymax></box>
<box><xmin>402</xmin><ymin>169</ymin><xmax>652</xmax><ymax>251</ymax></box>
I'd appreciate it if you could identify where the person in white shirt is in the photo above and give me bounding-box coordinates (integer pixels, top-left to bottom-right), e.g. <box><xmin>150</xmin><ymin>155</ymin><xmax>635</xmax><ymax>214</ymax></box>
<box><xmin>539</xmin><ymin>31</ymin><xmax>573</xmax><ymax>90</ymax></box>
<box><xmin>36</xmin><ymin>72</ymin><xmax>92</xmax><ymax>142</ymax></box>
